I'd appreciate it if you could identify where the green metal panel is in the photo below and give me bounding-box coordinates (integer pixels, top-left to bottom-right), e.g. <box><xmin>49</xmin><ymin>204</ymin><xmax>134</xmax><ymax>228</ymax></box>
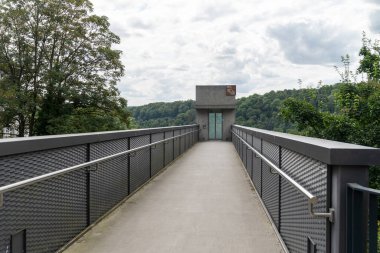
<box><xmin>209</xmin><ymin>113</ymin><xmax>216</xmax><ymax>140</ymax></box>
<box><xmin>216</xmin><ymin>113</ymin><xmax>223</xmax><ymax>140</ymax></box>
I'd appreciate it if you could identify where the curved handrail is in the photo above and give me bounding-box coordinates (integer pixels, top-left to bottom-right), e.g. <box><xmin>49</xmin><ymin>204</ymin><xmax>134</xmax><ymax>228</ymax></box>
<box><xmin>0</xmin><ymin>129</ymin><xmax>199</xmax><ymax>207</ymax></box>
<box><xmin>232</xmin><ymin>131</ymin><xmax>334</xmax><ymax>223</ymax></box>
<box><xmin>348</xmin><ymin>183</ymin><xmax>380</xmax><ymax>195</ymax></box>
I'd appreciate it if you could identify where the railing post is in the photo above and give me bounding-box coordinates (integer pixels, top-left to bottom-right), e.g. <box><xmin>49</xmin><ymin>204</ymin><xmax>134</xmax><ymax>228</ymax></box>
<box><xmin>330</xmin><ymin>165</ymin><xmax>368</xmax><ymax>253</ymax></box>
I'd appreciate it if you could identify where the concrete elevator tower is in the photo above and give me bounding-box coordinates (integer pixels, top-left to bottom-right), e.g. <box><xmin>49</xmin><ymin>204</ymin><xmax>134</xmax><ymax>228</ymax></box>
<box><xmin>195</xmin><ymin>85</ymin><xmax>236</xmax><ymax>141</ymax></box>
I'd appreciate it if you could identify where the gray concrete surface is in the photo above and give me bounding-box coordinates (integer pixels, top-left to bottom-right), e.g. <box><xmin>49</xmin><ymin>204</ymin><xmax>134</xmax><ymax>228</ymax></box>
<box><xmin>64</xmin><ymin>142</ymin><xmax>284</xmax><ymax>253</ymax></box>
<box><xmin>195</xmin><ymin>85</ymin><xmax>236</xmax><ymax>109</ymax></box>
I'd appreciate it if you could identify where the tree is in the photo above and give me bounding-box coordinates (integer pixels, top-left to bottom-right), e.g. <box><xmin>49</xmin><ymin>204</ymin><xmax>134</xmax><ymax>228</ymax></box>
<box><xmin>280</xmin><ymin>33</ymin><xmax>380</xmax><ymax>188</ymax></box>
<box><xmin>0</xmin><ymin>0</ymin><xmax>127</xmax><ymax>136</ymax></box>
<box><xmin>357</xmin><ymin>32</ymin><xmax>380</xmax><ymax>83</ymax></box>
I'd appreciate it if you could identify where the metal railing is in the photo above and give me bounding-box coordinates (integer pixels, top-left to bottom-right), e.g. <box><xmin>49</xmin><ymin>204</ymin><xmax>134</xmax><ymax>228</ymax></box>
<box><xmin>0</xmin><ymin>130</ymin><xmax>198</xmax><ymax>207</ymax></box>
<box><xmin>347</xmin><ymin>183</ymin><xmax>380</xmax><ymax>253</ymax></box>
<box><xmin>232</xmin><ymin>131</ymin><xmax>334</xmax><ymax>222</ymax></box>
<box><xmin>232</xmin><ymin>124</ymin><xmax>380</xmax><ymax>253</ymax></box>
<box><xmin>0</xmin><ymin>125</ymin><xmax>199</xmax><ymax>253</ymax></box>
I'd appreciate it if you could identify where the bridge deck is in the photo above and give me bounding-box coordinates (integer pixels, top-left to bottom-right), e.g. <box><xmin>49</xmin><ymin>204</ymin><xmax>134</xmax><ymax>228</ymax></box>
<box><xmin>64</xmin><ymin>142</ymin><xmax>284</xmax><ymax>253</ymax></box>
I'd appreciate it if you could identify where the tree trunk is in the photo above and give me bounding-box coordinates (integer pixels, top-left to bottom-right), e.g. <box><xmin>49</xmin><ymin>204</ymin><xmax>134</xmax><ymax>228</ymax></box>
<box><xmin>18</xmin><ymin>115</ymin><xmax>25</xmax><ymax>137</ymax></box>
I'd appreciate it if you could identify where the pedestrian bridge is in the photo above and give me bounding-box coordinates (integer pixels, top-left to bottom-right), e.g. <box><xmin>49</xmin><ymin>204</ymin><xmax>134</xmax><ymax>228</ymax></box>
<box><xmin>0</xmin><ymin>124</ymin><xmax>380</xmax><ymax>253</ymax></box>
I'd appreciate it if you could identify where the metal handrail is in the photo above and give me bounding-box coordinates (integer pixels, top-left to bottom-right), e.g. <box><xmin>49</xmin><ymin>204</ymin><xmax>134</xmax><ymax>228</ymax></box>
<box><xmin>348</xmin><ymin>183</ymin><xmax>380</xmax><ymax>195</ymax></box>
<box><xmin>0</xmin><ymin>129</ymin><xmax>199</xmax><ymax>207</ymax></box>
<box><xmin>232</xmin><ymin>131</ymin><xmax>335</xmax><ymax>223</ymax></box>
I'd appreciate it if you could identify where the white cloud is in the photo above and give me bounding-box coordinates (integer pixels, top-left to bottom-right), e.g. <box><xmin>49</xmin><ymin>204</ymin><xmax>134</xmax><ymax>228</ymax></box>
<box><xmin>268</xmin><ymin>21</ymin><xmax>359</xmax><ymax>65</ymax></box>
<box><xmin>91</xmin><ymin>0</ymin><xmax>378</xmax><ymax>106</ymax></box>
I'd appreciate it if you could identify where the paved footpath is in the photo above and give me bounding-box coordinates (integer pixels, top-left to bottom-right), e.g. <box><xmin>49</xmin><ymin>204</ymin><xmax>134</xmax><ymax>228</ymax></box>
<box><xmin>64</xmin><ymin>142</ymin><xmax>284</xmax><ymax>253</ymax></box>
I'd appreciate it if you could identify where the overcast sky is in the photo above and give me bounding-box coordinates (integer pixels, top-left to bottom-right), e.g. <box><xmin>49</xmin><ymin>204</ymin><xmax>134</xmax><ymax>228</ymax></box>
<box><xmin>91</xmin><ymin>0</ymin><xmax>380</xmax><ymax>106</ymax></box>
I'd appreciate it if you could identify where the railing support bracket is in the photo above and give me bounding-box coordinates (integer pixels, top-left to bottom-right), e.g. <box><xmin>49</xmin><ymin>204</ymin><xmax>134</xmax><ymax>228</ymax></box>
<box><xmin>308</xmin><ymin>200</ymin><xmax>335</xmax><ymax>223</ymax></box>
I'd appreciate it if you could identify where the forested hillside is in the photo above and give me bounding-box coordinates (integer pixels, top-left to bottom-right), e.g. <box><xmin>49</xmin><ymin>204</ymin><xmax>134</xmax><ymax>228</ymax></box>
<box><xmin>129</xmin><ymin>100</ymin><xmax>196</xmax><ymax>128</ymax></box>
<box><xmin>129</xmin><ymin>84</ymin><xmax>339</xmax><ymax>132</ymax></box>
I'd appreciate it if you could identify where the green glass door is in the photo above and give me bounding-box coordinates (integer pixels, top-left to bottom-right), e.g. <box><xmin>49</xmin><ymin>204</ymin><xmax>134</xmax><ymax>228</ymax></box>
<box><xmin>209</xmin><ymin>113</ymin><xmax>216</xmax><ymax>139</ymax></box>
<box><xmin>215</xmin><ymin>113</ymin><xmax>222</xmax><ymax>140</ymax></box>
<box><xmin>209</xmin><ymin>112</ymin><xmax>222</xmax><ymax>140</ymax></box>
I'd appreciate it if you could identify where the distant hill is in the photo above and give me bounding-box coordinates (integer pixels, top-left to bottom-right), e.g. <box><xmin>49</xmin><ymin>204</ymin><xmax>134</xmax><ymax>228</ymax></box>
<box><xmin>129</xmin><ymin>84</ymin><xmax>339</xmax><ymax>132</ymax></box>
<box><xmin>128</xmin><ymin>100</ymin><xmax>196</xmax><ymax>128</ymax></box>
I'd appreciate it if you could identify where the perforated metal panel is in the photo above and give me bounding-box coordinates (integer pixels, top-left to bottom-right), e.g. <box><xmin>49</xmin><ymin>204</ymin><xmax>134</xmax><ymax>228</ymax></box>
<box><xmin>174</xmin><ymin>130</ymin><xmax>181</xmax><ymax>159</ymax></box>
<box><xmin>0</xmin><ymin>126</ymin><xmax>199</xmax><ymax>253</ymax></box>
<box><xmin>130</xmin><ymin>136</ymin><xmax>151</xmax><ymax>193</ymax></box>
<box><xmin>252</xmin><ymin>154</ymin><xmax>262</xmax><ymax>195</ymax></box>
<box><xmin>247</xmin><ymin>134</ymin><xmax>253</xmax><ymax>145</ymax></box>
<box><xmin>242</xmin><ymin>143</ymin><xmax>247</xmax><ymax>169</ymax></box>
<box><xmin>280</xmin><ymin>148</ymin><xmax>327</xmax><ymax>253</ymax></box>
<box><xmin>180</xmin><ymin>129</ymin><xmax>186</xmax><ymax>154</ymax></box>
<box><xmin>89</xmin><ymin>138</ymin><xmax>129</xmax><ymax>223</ymax></box>
<box><xmin>252</xmin><ymin>136</ymin><xmax>261</xmax><ymax>151</ymax></box>
<box><xmin>232</xmin><ymin>127</ymin><xmax>328</xmax><ymax>253</ymax></box>
<box><xmin>0</xmin><ymin>146</ymin><xmax>87</xmax><ymax>252</ymax></box>
<box><xmin>0</xmin><ymin>170</ymin><xmax>87</xmax><ymax>253</ymax></box>
<box><xmin>89</xmin><ymin>156</ymin><xmax>129</xmax><ymax>223</ymax></box>
<box><xmin>152</xmin><ymin>133</ymin><xmax>164</xmax><ymax>176</ymax></box>
<box><xmin>262</xmin><ymin>140</ymin><xmax>279</xmax><ymax>166</ymax></box>
<box><xmin>246</xmin><ymin>149</ymin><xmax>253</xmax><ymax>179</ymax></box>
<box><xmin>262</xmin><ymin>163</ymin><xmax>280</xmax><ymax>227</ymax></box>
<box><xmin>239</xmin><ymin>138</ymin><xmax>243</xmax><ymax>160</ymax></box>
<box><xmin>0</xmin><ymin>145</ymin><xmax>86</xmax><ymax>187</ymax></box>
<box><xmin>185</xmin><ymin>129</ymin><xmax>190</xmax><ymax>150</ymax></box>
<box><xmin>164</xmin><ymin>132</ymin><xmax>174</xmax><ymax>166</ymax></box>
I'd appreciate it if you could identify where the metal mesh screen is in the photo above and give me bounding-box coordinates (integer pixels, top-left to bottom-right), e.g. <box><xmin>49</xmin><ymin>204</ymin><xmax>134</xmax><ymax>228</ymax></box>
<box><xmin>232</xmin><ymin>127</ymin><xmax>328</xmax><ymax>253</ymax></box>
<box><xmin>262</xmin><ymin>163</ymin><xmax>280</xmax><ymax>227</ymax></box>
<box><xmin>0</xmin><ymin>145</ymin><xmax>86</xmax><ymax>187</ymax></box>
<box><xmin>246</xmin><ymin>149</ymin><xmax>253</xmax><ymax>179</ymax></box>
<box><xmin>252</xmin><ymin>153</ymin><xmax>262</xmax><ymax>195</ymax></box>
<box><xmin>89</xmin><ymin>156</ymin><xmax>129</xmax><ymax>223</ymax></box>
<box><xmin>252</xmin><ymin>136</ymin><xmax>261</xmax><ymax>151</ymax></box>
<box><xmin>174</xmin><ymin>130</ymin><xmax>181</xmax><ymax>159</ymax></box>
<box><xmin>164</xmin><ymin>132</ymin><xmax>174</xmax><ymax>166</ymax></box>
<box><xmin>185</xmin><ymin>129</ymin><xmax>190</xmax><ymax>150</ymax></box>
<box><xmin>130</xmin><ymin>136</ymin><xmax>151</xmax><ymax>193</ymax></box>
<box><xmin>89</xmin><ymin>139</ymin><xmax>129</xmax><ymax>223</ymax></box>
<box><xmin>152</xmin><ymin>133</ymin><xmax>164</xmax><ymax>176</ymax></box>
<box><xmin>180</xmin><ymin>130</ymin><xmax>185</xmax><ymax>155</ymax></box>
<box><xmin>0</xmin><ymin>170</ymin><xmax>87</xmax><ymax>253</ymax></box>
<box><xmin>280</xmin><ymin>148</ymin><xmax>327</xmax><ymax>253</ymax></box>
<box><xmin>0</xmin><ymin>146</ymin><xmax>87</xmax><ymax>252</ymax></box>
<box><xmin>242</xmin><ymin>142</ymin><xmax>247</xmax><ymax>169</ymax></box>
<box><xmin>0</xmin><ymin>126</ymin><xmax>198</xmax><ymax>253</ymax></box>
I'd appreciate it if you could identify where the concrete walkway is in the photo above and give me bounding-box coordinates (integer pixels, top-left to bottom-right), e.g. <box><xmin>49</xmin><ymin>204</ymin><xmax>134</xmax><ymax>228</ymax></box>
<box><xmin>64</xmin><ymin>142</ymin><xmax>284</xmax><ymax>253</ymax></box>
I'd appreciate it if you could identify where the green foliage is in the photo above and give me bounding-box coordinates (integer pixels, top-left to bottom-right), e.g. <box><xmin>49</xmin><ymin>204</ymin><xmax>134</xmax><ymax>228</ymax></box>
<box><xmin>281</xmin><ymin>33</ymin><xmax>380</xmax><ymax>189</ymax></box>
<box><xmin>236</xmin><ymin>85</ymin><xmax>337</xmax><ymax>132</ymax></box>
<box><xmin>129</xmin><ymin>85</ymin><xmax>338</xmax><ymax>133</ymax></box>
<box><xmin>358</xmin><ymin>32</ymin><xmax>380</xmax><ymax>83</ymax></box>
<box><xmin>0</xmin><ymin>0</ymin><xmax>128</xmax><ymax>136</ymax></box>
<box><xmin>45</xmin><ymin>107</ymin><xmax>129</xmax><ymax>134</ymax></box>
<box><xmin>129</xmin><ymin>100</ymin><xmax>196</xmax><ymax>128</ymax></box>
